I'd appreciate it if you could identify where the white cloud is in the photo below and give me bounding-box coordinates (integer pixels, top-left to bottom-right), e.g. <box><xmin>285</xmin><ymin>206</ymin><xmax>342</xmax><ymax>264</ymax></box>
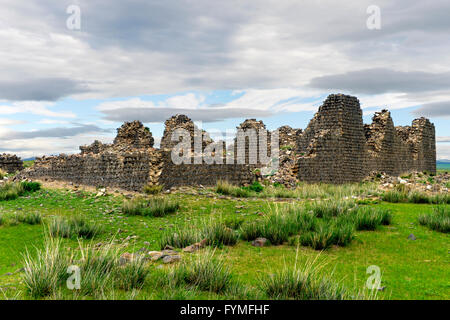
<box><xmin>437</xmin><ymin>144</ymin><xmax>450</xmax><ymax>160</ymax></box>
<box><xmin>0</xmin><ymin>101</ymin><xmax>76</xmax><ymax>118</ymax></box>
<box><xmin>0</xmin><ymin>134</ymin><xmax>114</xmax><ymax>159</ymax></box>
<box><xmin>437</xmin><ymin>137</ymin><xmax>450</xmax><ymax>143</ymax></box>
<box><xmin>38</xmin><ymin>119</ymin><xmax>70</xmax><ymax>125</ymax></box>
<box><xmin>0</xmin><ymin>118</ymin><xmax>25</xmax><ymax>126</ymax></box>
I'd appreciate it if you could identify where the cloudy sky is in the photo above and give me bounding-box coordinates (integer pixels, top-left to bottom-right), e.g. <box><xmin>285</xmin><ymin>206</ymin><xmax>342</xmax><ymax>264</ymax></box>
<box><xmin>1</xmin><ymin>0</ymin><xmax>449</xmax><ymax>159</ymax></box>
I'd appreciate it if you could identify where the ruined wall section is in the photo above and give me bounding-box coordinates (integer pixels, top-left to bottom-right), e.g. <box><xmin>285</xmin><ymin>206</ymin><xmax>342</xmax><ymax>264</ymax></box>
<box><xmin>0</xmin><ymin>154</ymin><xmax>23</xmax><ymax>173</ymax></box>
<box><xmin>364</xmin><ymin>111</ymin><xmax>436</xmax><ymax>175</ymax></box>
<box><xmin>113</xmin><ymin>120</ymin><xmax>154</xmax><ymax>151</ymax></box>
<box><xmin>364</xmin><ymin>110</ymin><xmax>406</xmax><ymax>175</ymax></box>
<box><xmin>395</xmin><ymin>118</ymin><xmax>436</xmax><ymax>174</ymax></box>
<box><xmin>159</xmin><ymin>118</ymin><xmax>265</xmax><ymax>188</ymax></box>
<box><xmin>23</xmin><ymin>121</ymin><xmax>162</xmax><ymax>191</ymax></box>
<box><xmin>21</xmin><ymin>95</ymin><xmax>436</xmax><ymax>189</ymax></box>
<box><xmin>296</xmin><ymin>94</ymin><xmax>368</xmax><ymax>184</ymax></box>
<box><xmin>24</xmin><ymin>150</ymin><xmax>161</xmax><ymax>191</ymax></box>
<box><xmin>278</xmin><ymin>126</ymin><xmax>302</xmax><ymax>148</ymax></box>
<box><xmin>158</xmin><ymin>152</ymin><xmax>256</xmax><ymax>188</ymax></box>
<box><xmin>80</xmin><ymin>140</ymin><xmax>110</xmax><ymax>155</ymax></box>
<box><xmin>160</xmin><ymin>115</ymin><xmax>212</xmax><ymax>152</ymax></box>
<box><xmin>234</xmin><ymin>119</ymin><xmax>271</xmax><ymax>165</ymax></box>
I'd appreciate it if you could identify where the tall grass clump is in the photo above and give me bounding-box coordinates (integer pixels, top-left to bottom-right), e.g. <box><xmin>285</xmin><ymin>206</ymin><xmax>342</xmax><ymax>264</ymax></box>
<box><xmin>296</xmin><ymin>220</ymin><xmax>354</xmax><ymax>250</ymax></box>
<box><xmin>294</xmin><ymin>182</ymin><xmax>379</xmax><ymax>200</ymax></box>
<box><xmin>352</xmin><ymin>207</ymin><xmax>392</xmax><ymax>231</ymax></box>
<box><xmin>122</xmin><ymin>197</ymin><xmax>179</xmax><ymax>217</ymax></box>
<box><xmin>21</xmin><ymin>181</ymin><xmax>41</xmax><ymax>193</ymax></box>
<box><xmin>261</xmin><ymin>255</ymin><xmax>373</xmax><ymax>300</ymax></box>
<box><xmin>215</xmin><ymin>180</ymin><xmax>252</xmax><ymax>198</ymax></box>
<box><xmin>166</xmin><ymin>250</ymin><xmax>232</xmax><ymax>293</ymax></box>
<box><xmin>17</xmin><ymin>212</ymin><xmax>43</xmax><ymax>225</ymax></box>
<box><xmin>382</xmin><ymin>190</ymin><xmax>408</xmax><ymax>203</ymax></box>
<box><xmin>75</xmin><ymin>242</ymin><xmax>149</xmax><ymax>297</ymax></box>
<box><xmin>240</xmin><ymin>210</ymin><xmax>292</xmax><ymax>245</ymax></box>
<box><xmin>408</xmin><ymin>191</ymin><xmax>431</xmax><ymax>204</ymax></box>
<box><xmin>222</xmin><ymin>216</ymin><xmax>245</xmax><ymax>230</ymax></box>
<box><xmin>240</xmin><ymin>205</ymin><xmax>316</xmax><ymax>245</ymax></box>
<box><xmin>430</xmin><ymin>193</ymin><xmax>450</xmax><ymax>204</ymax></box>
<box><xmin>49</xmin><ymin>216</ymin><xmax>102</xmax><ymax>239</ymax></box>
<box><xmin>115</xmin><ymin>256</ymin><xmax>149</xmax><ymax>290</ymax></box>
<box><xmin>0</xmin><ymin>181</ymin><xmax>41</xmax><ymax>202</ymax></box>
<box><xmin>203</xmin><ymin>221</ymin><xmax>238</xmax><ymax>247</ymax></box>
<box><xmin>0</xmin><ymin>168</ymin><xmax>6</xmax><ymax>180</ymax></box>
<box><xmin>142</xmin><ymin>184</ymin><xmax>163</xmax><ymax>195</ymax></box>
<box><xmin>418</xmin><ymin>206</ymin><xmax>450</xmax><ymax>233</ymax></box>
<box><xmin>77</xmin><ymin>243</ymin><xmax>119</xmax><ymax>296</ymax></box>
<box><xmin>305</xmin><ymin>200</ymin><xmax>357</xmax><ymax>219</ymax></box>
<box><xmin>159</xmin><ymin>227</ymin><xmax>202</xmax><ymax>249</ymax></box>
<box><xmin>22</xmin><ymin>238</ymin><xmax>150</xmax><ymax>299</ymax></box>
<box><xmin>0</xmin><ymin>182</ymin><xmax>24</xmax><ymax>201</ymax></box>
<box><xmin>22</xmin><ymin>238</ymin><xmax>69</xmax><ymax>298</ymax></box>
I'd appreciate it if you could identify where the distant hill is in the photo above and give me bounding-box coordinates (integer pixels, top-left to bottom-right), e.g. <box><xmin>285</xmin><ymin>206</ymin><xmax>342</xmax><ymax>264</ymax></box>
<box><xmin>437</xmin><ymin>159</ymin><xmax>450</xmax><ymax>164</ymax></box>
<box><xmin>23</xmin><ymin>157</ymin><xmax>36</xmax><ymax>161</ymax></box>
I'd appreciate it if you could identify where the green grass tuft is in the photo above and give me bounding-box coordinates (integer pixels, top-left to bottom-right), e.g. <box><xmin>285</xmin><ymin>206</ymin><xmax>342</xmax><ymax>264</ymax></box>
<box><xmin>418</xmin><ymin>206</ymin><xmax>450</xmax><ymax>233</ymax></box>
<box><xmin>166</xmin><ymin>250</ymin><xmax>233</xmax><ymax>293</ymax></box>
<box><xmin>142</xmin><ymin>184</ymin><xmax>163</xmax><ymax>195</ymax></box>
<box><xmin>382</xmin><ymin>190</ymin><xmax>408</xmax><ymax>203</ymax></box>
<box><xmin>203</xmin><ymin>221</ymin><xmax>239</xmax><ymax>247</ymax></box>
<box><xmin>159</xmin><ymin>227</ymin><xmax>202</xmax><ymax>249</ymax></box>
<box><xmin>122</xmin><ymin>197</ymin><xmax>180</xmax><ymax>217</ymax></box>
<box><xmin>261</xmin><ymin>256</ymin><xmax>373</xmax><ymax>300</ymax></box>
<box><xmin>49</xmin><ymin>215</ymin><xmax>102</xmax><ymax>239</ymax></box>
<box><xmin>16</xmin><ymin>212</ymin><xmax>43</xmax><ymax>225</ymax></box>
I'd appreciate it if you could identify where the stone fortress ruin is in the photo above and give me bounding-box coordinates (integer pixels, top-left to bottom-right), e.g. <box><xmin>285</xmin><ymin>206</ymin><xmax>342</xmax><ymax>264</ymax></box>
<box><xmin>7</xmin><ymin>94</ymin><xmax>435</xmax><ymax>191</ymax></box>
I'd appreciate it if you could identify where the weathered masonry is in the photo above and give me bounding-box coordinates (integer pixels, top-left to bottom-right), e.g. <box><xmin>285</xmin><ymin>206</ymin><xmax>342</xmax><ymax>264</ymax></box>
<box><xmin>0</xmin><ymin>154</ymin><xmax>23</xmax><ymax>173</ymax></box>
<box><xmin>21</xmin><ymin>94</ymin><xmax>436</xmax><ymax>190</ymax></box>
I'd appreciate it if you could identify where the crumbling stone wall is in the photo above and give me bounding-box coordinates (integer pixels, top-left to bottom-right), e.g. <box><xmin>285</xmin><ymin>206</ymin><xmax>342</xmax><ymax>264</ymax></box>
<box><xmin>364</xmin><ymin>111</ymin><xmax>436</xmax><ymax>175</ymax></box>
<box><xmin>80</xmin><ymin>140</ymin><xmax>110</xmax><ymax>155</ymax></box>
<box><xmin>160</xmin><ymin>114</ymin><xmax>212</xmax><ymax>152</ymax></box>
<box><xmin>0</xmin><ymin>154</ymin><xmax>23</xmax><ymax>173</ymax></box>
<box><xmin>22</xmin><ymin>121</ymin><xmax>162</xmax><ymax>191</ymax></box>
<box><xmin>296</xmin><ymin>94</ymin><xmax>368</xmax><ymax>183</ymax></box>
<box><xmin>113</xmin><ymin>120</ymin><xmax>154</xmax><ymax>151</ymax></box>
<box><xmin>278</xmin><ymin>126</ymin><xmax>302</xmax><ymax>148</ymax></box>
<box><xmin>234</xmin><ymin>119</ymin><xmax>271</xmax><ymax>165</ymax></box>
<box><xmin>159</xmin><ymin>152</ymin><xmax>257</xmax><ymax>188</ymax></box>
<box><xmin>22</xmin><ymin>93</ymin><xmax>436</xmax><ymax>189</ymax></box>
<box><xmin>25</xmin><ymin>151</ymin><xmax>160</xmax><ymax>191</ymax></box>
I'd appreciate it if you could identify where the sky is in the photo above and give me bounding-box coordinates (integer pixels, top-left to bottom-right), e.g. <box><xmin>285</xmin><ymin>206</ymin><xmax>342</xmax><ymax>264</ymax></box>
<box><xmin>0</xmin><ymin>0</ymin><xmax>449</xmax><ymax>160</ymax></box>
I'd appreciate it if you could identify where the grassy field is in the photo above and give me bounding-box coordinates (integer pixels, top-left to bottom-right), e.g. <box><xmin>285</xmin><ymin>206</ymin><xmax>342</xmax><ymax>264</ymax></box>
<box><xmin>0</xmin><ymin>182</ymin><xmax>448</xmax><ymax>300</ymax></box>
<box><xmin>437</xmin><ymin>163</ymin><xmax>450</xmax><ymax>174</ymax></box>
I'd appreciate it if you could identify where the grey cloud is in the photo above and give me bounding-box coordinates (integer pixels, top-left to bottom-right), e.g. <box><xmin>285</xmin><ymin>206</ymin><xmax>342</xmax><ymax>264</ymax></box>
<box><xmin>412</xmin><ymin>101</ymin><xmax>450</xmax><ymax>118</ymax></box>
<box><xmin>4</xmin><ymin>1</ymin><xmax>450</xmax><ymax>95</ymax></box>
<box><xmin>100</xmin><ymin>107</ymin><xmax>273</xmax><ymax>123</ymax></box>
<box><xmin>309</xmin><ymin>69</ymin><xmax>450</xmax><ymax>95</ymax></box>
<box><xmin>2</xmin><ymin>124</ymin><xmax>110</xmax><ymax>140</ymax></box>
<box><xmin>0</xmin><ymin>78</ymin><xmax>90</xmax><ymax>101</ymax></box>
<box><xmin>437</xmin><ymin>137</ymin><xmax>450</xmax><ymax>143</ymax></box>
